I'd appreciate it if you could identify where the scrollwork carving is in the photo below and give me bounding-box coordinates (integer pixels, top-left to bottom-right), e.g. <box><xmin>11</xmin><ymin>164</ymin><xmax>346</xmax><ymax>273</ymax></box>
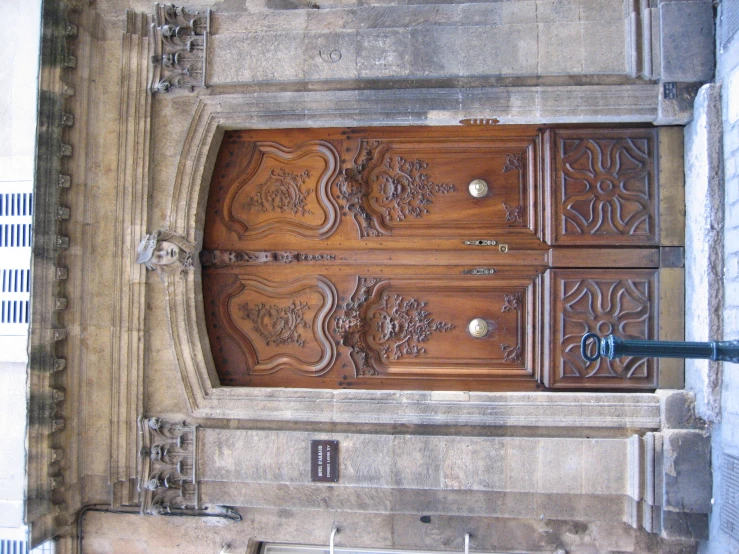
<box><xmin>502</xmin><ymin>152</ymin><xmax>524</xmax><ymax>173</ymax></box>
<box><xmin>138</xmin><ymin>417</ymin><xmax>198</xmax><ymax>515</ymax></box>
<box><xmin>501</xmin><ymin>292</ymin><xmax>523</xmax><ymax>313</ymax></box>
<box><xmin>200</xmin><ymin>250</ymin><xmax>335</xmax><ymax>267</ymax></box>
<box><xmin>333</xmin><ymin>278</ymin><xmax>380</xmax><ymax>375</ymax></box>
<box><xmin>501</xmin><ymin>343</ymin><xmax>522</xmax><ymax>364</ymax></box>
<box><xmin>503</xmin><ymin>203</ymin><xmax>524</xmax><ymax>225</ymax></box>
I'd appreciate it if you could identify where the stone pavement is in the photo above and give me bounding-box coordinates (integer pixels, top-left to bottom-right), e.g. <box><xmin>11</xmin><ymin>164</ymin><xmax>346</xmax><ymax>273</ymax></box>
<box><xmin>687</xmin><ymin>1</ymin><xmax>739</xmax><ymax>552</ymax></box>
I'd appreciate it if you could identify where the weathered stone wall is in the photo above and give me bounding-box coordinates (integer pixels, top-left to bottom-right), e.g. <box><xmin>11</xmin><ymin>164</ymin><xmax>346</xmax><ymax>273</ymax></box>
<box><xmin>26</xmin><ymin>0</ymin><xmax>716</xmax><ymax>551</ymax></box>
<box><xmin>80</xmin><ymin>509</ymin><xmax>700</xmax><ymax>554</ymax></box>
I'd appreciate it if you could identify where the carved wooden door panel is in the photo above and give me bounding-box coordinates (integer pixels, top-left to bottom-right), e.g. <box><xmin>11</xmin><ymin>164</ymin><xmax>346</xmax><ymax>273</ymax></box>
<box><xmin>202</xmin><ymin>126</ymin><xmax>680</xmax><ymax>391</ymax></box>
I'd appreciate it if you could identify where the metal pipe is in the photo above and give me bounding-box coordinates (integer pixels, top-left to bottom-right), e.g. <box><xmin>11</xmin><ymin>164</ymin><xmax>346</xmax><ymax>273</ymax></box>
<box><xmin>330</xmin><ymin>527</ymin><xmax>339</xmax><ymax>554</ymax></box>
<box><xmin>581</xmin><ymin>333</ymin><xmax>739</xmax><ymax>363</ymax></box>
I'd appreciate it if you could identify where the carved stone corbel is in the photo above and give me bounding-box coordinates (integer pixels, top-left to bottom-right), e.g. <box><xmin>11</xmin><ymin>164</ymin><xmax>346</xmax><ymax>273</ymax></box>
<box><xmin>137</xmin><ymin>417</ymin><xmax>199</xmax><ymax>515</ymax></box>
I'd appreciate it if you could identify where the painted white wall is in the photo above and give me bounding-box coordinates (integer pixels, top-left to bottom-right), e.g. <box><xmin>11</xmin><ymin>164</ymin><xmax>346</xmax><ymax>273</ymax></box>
<box><xmin>0</xmin><ymin>0</ymin><xmax>42</xmax><ymax>532</ymax></box>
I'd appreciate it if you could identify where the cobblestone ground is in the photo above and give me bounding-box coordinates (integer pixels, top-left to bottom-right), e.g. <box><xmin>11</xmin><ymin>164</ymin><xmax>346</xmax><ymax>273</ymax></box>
<box><xmin>705</xmin><ymin>1</ymin><xmax>739</xmax><ymax>551</ymax></box>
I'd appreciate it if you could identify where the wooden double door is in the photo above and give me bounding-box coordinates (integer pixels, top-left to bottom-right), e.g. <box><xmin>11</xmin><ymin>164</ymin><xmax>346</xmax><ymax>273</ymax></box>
<box><xmin>202</xmin><ymin>126</ymin><xmax>682</xmax><ymax>391</ymax></box>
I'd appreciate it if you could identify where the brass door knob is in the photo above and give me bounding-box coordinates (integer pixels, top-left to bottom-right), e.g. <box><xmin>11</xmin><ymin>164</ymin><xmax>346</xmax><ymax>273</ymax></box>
<box><xmin>468</xmin><ymin>318</ymin><xmax>489</xmax><ymax>338</ymax></box>
<box><xmin>468</xmin><ymin>179</ymin><xmax>488</xmax><ymax>198</ymax></box>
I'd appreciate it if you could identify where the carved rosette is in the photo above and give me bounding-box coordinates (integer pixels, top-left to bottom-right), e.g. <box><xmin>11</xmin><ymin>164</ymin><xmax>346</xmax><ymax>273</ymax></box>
<box><xmin>553</xmin><ymin>132</ymin><xmax>657</xmax><ymax>244</ymax></box>
<box><xmin>138</xmin><ymin>417</ymin><xmax>198</xmax><ymax>515</ymax></box>
<box><xmin>559</xmin><ymin>276</ymin><xmax>653</xmax><ymax>381</ymax></box>
<box><xmin>333</xmin><ymin>278</ymin><xmax>454</xmax><ymax>376</ymax></box>
<box><xmin>336</xmin><ymin>141</ymin><xmax>456</xmax><ymax>238</ymax></box>
<box><xmin>150</xmin><ymin>4</ymin><xmax>210</xmax><ymax>93</ymax></box>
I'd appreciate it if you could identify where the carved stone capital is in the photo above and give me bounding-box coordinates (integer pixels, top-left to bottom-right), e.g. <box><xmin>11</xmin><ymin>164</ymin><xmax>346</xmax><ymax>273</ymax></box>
<box><xmin>150</xmin><ymin>4</ymin><xmax>210</xmax><ymax>94</ymax></box>
<box><xmin>137</xmin><ymin>417</ymin><xmax>199</xmax><ymax>515</ymax></box>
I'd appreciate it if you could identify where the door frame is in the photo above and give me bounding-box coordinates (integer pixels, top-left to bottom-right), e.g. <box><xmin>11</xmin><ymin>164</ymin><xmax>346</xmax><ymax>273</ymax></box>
<box><xmin>163</xmin><ymin>92</ymin><xmax>683</xmax><ymax>422</ymax></box>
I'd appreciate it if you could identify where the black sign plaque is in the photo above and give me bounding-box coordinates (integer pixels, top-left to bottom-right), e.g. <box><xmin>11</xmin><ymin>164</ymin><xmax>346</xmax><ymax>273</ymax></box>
<box><xmin>311</xmin><ymin>440</ymin><xmax>339</xmax><ymax>482</ymax></box>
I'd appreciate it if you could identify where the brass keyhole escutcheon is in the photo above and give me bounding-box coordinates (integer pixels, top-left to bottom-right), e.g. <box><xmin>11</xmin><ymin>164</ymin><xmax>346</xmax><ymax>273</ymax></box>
<box><xmin>468</xmin><ymin>318</ymin><xmax>489</xmax><ymax>338</ymax></box>
<box><xmin>468</xmin><ymin>179</ymin><xmax>489</xmax><ymax>198</ymax></box>
<box><xmin>499</xmin><ymin>244</ymin><xmax>509</xmax><ymax>253</ymax></box>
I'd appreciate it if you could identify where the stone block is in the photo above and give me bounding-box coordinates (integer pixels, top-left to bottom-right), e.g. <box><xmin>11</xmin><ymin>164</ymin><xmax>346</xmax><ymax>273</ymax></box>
<box><xmin>657</xmin><ymin>81</ymin><xmax>702</xmax><ymax>125</ymax></box>
<box><xmin>392</xmin><ymin>436</ymin><xmax>443</xmax><ymax>489</ymax></box>
<box><xmin>660</xmin><ymin>510</ymin><xmax>709</xmax><ymax>540</ymax></box>
<box><xmin>580</xmin><ymin>0</ymin><xmax>625</xmax><ymax>22</ymax></box>
<box><xmin>457</xmin><ymin>3</ymin><xmax>504</xmax><ymax>26</ymax></box>
<box><xmin>684</xmin><ymin>83</ymin><xmax>724</xmax><ymax>421</ymax></box>
<box><xmin>304</xmin><ymin>31</ymin><xmax>358</xmax><ymax>81</ymax></box>
<box><xmin>494</xmin><ymin>1</ymin><xmax>537</xmax><ymax>25</ymax></box>
<box><xmin>208</xmin><ymin>33</ymin><xmax>306</xmax><ymax>84</ymax></box>
<box><xmin>409</xmin><ymin>26</ymin><xmax>463</xmax><ymax>78</ymax></box>
<box><xmin>538</xmin><ymin>438</ymin><xmax>583</xmax><ymax>494</ymax></box>
<box><xmin>661</xmin><ymin>429</ymin><xmax>712</xmax><ymax>514</ymax></box>
<box><xmin>505</xmin><ymin>438</ymin><xmax>539</xmax><ymax>493</ymax></box>
<box><xmin>357</xmin><ymin>29</ymin><xmax>410</xmax><ymax>79</ymax></box>
<box><xmin>535</xmin><ymin>0</ymin><xmax>580</xmax><ymax>23</ymax></box>
<box><xmin>441</xmin><ymin>438</ymin><xmax>506</xmax><ymax>491</ymax></box>
<box><xmin>656</xmin><ymin>390</ymin><xmax>701</xmax><ymax>429</ymax></box>
<box><xmin>659</xmin><ymin>1</ymin><xmax>715</xmax><ymax>82</ymax></box>
<box><xmin>538</xmin><ymin>22</ymin><xmax>583</xmax><ymax>75</ymax></box>
<box><xmin>457</xmin><ymin>24</ymin><xmax>539</xmax><ymax>78</ymax></box>
<box><xmin>581</xmin><ymin>21</ymin><xmax>628</xmax><ymax>74</ymax></box>
<box><xmin>582</xmin><ymin>439</ymin><xmax>629</xmax><ymax>495</ymax></box>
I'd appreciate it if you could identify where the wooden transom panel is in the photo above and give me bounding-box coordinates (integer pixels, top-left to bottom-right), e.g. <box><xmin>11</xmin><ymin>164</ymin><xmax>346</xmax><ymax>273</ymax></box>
<box><xmin>202</xmin><ymin>126</ymin><xmax>667</xmax><ymax>391</ymax></box>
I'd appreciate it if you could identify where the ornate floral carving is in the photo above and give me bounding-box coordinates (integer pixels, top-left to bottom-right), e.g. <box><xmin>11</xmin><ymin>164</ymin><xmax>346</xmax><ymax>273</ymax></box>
<box><xmin>239</xmin><ymin>300</ymin><xmax>311</xmax><ymax>347</ymax></box>
<box><xmin>200</xmin><ymin>250</ymin><xmax>335</xmax><ymax>267</ymax></box>
<box><xmin>557</xmin><ymin>136</ymin><xmax>655</xmax><ymax>240</ymax></box>
<box><xmin>375</xmin><ymin>156</ymin><xmax>455</xmax><ymax>223</ymax></box>
<box><xmin>336</xmin><ymin>141</ymin><xmax>456</xmax><ymax>237</ymax></box>
<box><xmin>244</xmin><ymin>169</ymin><xmax>313</xmax><ymax>216</ymax></box>
<box><xmin>501</xmin><ymin>292</ymin><xmax>523</xmax><ymax>313</ymax></box>
<box><xmin>333</xmin><ymin>278</ymin><xmax>454</xmax><ymax>376</ymax></box>
<box><xmin>138</xmin><ymin>417</ymin><xmax>197</xmax><ymax>515</ymax></box>
<box><xmin>372</xmin><ymin>294</ymin><xmax>454</xmax><ymax>361</ymax></box>
<box><xmin>501</xmin><ymin>343</ymin><xmax>522</xmax><ymax>364</ymax></box>
<box><xmin>559</xmin><ymin>276</ymin><xmax>653</xmax><ymax>381</ymax></box>
<box><xmin>503</xmin><ymin>203</ymin><xmax>524</xmax><ymax>225</ymax></box>
<box><xmin>150</xmin><ymin>4</ymin><xmax>209</xmax><ymax>93</ymax></box>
